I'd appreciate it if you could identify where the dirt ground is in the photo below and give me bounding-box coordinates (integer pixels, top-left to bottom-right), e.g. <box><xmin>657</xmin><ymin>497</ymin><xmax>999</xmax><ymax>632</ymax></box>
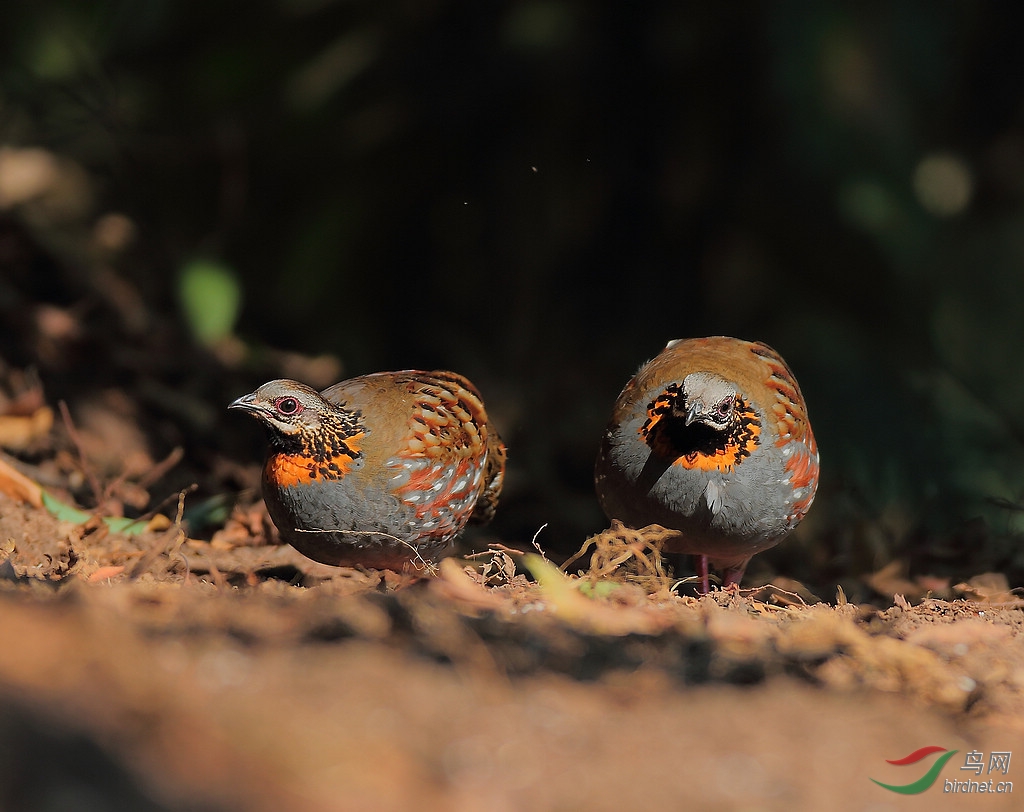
<box><xmin>0</xmin><ymin>473</ymin><xmax>1021</xmax><ymax>812</ymax></box>
<box><xmin>7</xmin><ymin>12</ymin><xmax>1024</xmax><ymax>807</ymax></box>
<box><xmin>0</xmin><ymin>203</ymin><xmax>1021</xmax><ymax>808</ymax></box>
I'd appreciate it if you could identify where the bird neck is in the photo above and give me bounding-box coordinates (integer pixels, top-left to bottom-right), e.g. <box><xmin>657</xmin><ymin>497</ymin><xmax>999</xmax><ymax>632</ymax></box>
<box><xmin>265</xmin><ymin>407</ymin><xmax>366</xmax><ymax>485</ymax></box>
<box><xmin>640</xmin><ymin>385</ymin><xmax>761</xmax><ymax>473</ymax></box>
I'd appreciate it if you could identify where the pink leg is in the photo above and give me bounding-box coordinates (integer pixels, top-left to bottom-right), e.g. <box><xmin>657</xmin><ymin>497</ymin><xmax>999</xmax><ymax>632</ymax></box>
<box><xmin>693</xmin><ymin>555</ymin><xmax>711</xmax><ymax>595</ymax></box>
<box><xmin>720</xmin><ymin>558</ymin><xmax>750</xmax><ymax>589</ymax></box>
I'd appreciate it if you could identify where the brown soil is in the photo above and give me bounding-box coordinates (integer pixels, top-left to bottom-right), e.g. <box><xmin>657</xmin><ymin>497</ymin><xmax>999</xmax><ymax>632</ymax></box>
<box><xmin>0</xmin><ymin>482</ymin><xmax>1021</xmax><ymax>811</ymax></box>
<box><xmin>0</xmin><ymin>188</ymin><xmax>1020</xmax><ymax>806</ymax></box>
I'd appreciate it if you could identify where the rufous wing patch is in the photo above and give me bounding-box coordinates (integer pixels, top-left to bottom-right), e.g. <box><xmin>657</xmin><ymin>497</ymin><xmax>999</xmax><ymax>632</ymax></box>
<box><xmin>387</xmin><ymin>372</ymin><xmax>496</xmax><ymax>535</ymax></box>
<box><xmin>783</xmin><ymin>439</ymin><xmax>819</xmax><ymax>519</ymax></box>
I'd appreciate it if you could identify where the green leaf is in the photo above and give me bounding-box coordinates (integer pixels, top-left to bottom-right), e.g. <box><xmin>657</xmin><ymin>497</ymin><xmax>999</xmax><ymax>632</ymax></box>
<box><xmin>178</xmin><ymin>259</ymin><xmax>242</xmax><ymax>346</ymax></box>
<box><xmin>576</xmin><ymin>579</ymin><xmax>619</xmax><ymax>599</ymax></box>
<box><xmin>522</xmin><ymin>554</ymin><xmax>618</xmax><ymax>599</ymax></box>
<box><xmin>41</xmin><ymin>490</ymin><xmax>150</xmax><ymax>536</ymax></box>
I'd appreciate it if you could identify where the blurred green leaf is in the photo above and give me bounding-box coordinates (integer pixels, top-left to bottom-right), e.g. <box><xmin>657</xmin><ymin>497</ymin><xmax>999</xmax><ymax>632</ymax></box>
<box><xmin>178</xmin><ymin>259</ymin><xmax>242</xmax><ymax>346</ymax></box>
<box><xmin>41</xmin><ymin>491</ymin><xmax>149</xmax><ymax>536</ymax></box>
<box><xmin>576</xmin><ymin>579</ymin><xmax>619</xmax><ymax>599</ymax></box>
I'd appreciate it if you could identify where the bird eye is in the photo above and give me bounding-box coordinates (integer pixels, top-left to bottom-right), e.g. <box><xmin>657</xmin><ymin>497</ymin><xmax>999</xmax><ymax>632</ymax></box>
<box><xmin>276</xmin><ymin>396</ymin><xmax>301</xmax><ymax>415</ymax></box>
<box><xmin>716</xmin><ymin>398</ymin><xmax>733</xmax><ymax>418</ymax></box>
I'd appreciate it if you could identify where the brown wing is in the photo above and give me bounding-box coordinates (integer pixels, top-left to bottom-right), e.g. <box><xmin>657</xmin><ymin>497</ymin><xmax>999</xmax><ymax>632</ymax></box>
<box><xmin>629</xmin><ymin>336</ymin><xmax>815</xmax><ymax>446</ymax></box>
<box><xmin>470</xmin><ymin>421</ymin><xmax>505</xmax><ymax>525</ymax></box>
<box><xmin>331</xmin><ymin>369</ymin><xmax>506</xmax><ymax>526</ymax></box>
<box><xmin>408</xmin><ymin>371</ymin><xmax>506</xmax><ymax>526</ymax></box>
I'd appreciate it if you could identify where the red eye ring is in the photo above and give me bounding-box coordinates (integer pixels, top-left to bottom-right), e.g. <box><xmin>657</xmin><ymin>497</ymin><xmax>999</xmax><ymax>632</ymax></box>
<box><xmin>276</xmin><ymin>396</ymin><xmax>301</xmax><ymax>416</ymax></box>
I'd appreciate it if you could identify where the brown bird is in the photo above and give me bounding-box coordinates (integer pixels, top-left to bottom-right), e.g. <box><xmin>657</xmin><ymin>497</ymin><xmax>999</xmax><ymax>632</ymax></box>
<box><xmin>230</xmin><ymin>370</ymin><xmax>505</xmax><ymax>570</ymax></box>
<box><xmin>595</xmin><ymin>337</ymin><xmax>818</xmax><ymax>593</ymax></box>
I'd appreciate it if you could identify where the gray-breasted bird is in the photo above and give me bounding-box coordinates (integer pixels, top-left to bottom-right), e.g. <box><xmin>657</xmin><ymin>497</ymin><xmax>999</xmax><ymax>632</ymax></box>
<box><xmin>230</xmin><ymin>370</ymin><xmax>504</xmax><ymax>570</ymax></box>
<box><xmin>595</xmin><ymin>337</ymin><xmax>818</xmax><ymax>592</ymax></box>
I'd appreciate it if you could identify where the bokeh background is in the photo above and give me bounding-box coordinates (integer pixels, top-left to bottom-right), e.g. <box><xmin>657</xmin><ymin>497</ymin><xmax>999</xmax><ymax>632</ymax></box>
<box><xmin>3</xmin><ymin>0</ymin><xmax>1024</xmax><ymax>592</ymax></box>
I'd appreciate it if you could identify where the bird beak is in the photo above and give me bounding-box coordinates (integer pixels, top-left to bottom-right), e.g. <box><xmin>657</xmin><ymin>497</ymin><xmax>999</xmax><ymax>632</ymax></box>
<box><xmin>228</xmin><ymin>392</ymin><xmax>261</xmax><ymax>414</ymax></box>
<box><xmin>684</xmin><ymin>401</ymin><xmax>702</xmax><ymax>427</ymax></box>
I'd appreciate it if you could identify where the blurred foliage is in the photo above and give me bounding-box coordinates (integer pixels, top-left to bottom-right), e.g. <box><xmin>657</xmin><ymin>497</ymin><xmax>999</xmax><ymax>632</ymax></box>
<box><xmin>177</xmin><ymin>258</ymin><xmax>241</xmax><ymax>346</ymax></box>
<box><xmin>2</xmin><ymin>0</ymin><xmax>1024</xmax><ymax>584</ymax></box>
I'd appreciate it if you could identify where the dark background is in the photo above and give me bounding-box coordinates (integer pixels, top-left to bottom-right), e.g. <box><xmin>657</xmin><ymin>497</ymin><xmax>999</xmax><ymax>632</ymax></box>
<box><xmin>3</xmin><ymin>0</ymin><xmax>1024</xmax><ymax>589</ymax></box>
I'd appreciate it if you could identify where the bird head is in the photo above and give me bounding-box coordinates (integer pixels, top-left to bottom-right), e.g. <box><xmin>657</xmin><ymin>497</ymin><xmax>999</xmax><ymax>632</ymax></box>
<box><xmin>675</xmin><ymin>372</ymin><xmax>738</xmax><ymax>432</ymax></box>
<box><xmin>229</xmin><ymin>379</ymin><xmax>335</xmax><ymax>440</ymax></box>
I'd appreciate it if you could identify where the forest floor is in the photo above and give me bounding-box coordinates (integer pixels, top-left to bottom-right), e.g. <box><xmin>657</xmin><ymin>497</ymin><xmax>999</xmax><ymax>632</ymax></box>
<box><xmin>0</xmin><ymin>465</ymin><xmax>1021</xmax><ymax>811</ymax></box>
<box><xmin>0</xmin><ymin>151</ymin><xmax>1021</xmax><ymax>809</ymax></box>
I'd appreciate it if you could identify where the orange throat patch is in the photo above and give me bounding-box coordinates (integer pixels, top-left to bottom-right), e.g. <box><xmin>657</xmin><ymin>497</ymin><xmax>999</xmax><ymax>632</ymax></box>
<box><xmin>265</xmin><ymin>432</ymin><xmax>364</xmax><ymax>488</ymax></box>
<box><xmin>640</xmin><ymin>395</ymin><xmax>761</xmax><ymax>474</ymax></box>
<box><xmin>673</xmin><ymin>435</ymin><xmax>760</xmax><ymax>472</ymax></box>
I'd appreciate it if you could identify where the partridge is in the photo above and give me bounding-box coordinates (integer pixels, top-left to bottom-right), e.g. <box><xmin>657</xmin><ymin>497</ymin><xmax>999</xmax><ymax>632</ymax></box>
<box><xmin>230</xmin><ymin>370</ymin><xmax>505</xmax><ymax>570</ymax></box>
<box><xmin>595</xmin><ymin>337</ymin><xmax>818</xmax><ymax>593</ymax></box>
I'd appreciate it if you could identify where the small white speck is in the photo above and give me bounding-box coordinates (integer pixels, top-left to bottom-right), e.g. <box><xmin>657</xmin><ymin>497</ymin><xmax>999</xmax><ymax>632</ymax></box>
<box><xmin>958</xmin><ymin>676</ymin><xmax>977</xmax><ymax>693</ymax></box>
<box><xmin>196</xmin><ymin>649</ymin><xmax>250</xmax><ymax>690</ymax></box>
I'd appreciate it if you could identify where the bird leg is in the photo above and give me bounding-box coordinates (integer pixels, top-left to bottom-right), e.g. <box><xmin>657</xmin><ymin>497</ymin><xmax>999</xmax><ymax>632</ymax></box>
<box><xmin>720</xmin><ymin>559</ymin><xmax>750</xmax><ymax>590</ymax></box>
<box><xmin>691</xmin><ymin>555</ymin><xmax>749</xmax><ymax>594</ymax></box>
<box><xmin>694</xmin><ymin>554</ymin><xmax>711</xmax><ymax>595</ymax></box>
